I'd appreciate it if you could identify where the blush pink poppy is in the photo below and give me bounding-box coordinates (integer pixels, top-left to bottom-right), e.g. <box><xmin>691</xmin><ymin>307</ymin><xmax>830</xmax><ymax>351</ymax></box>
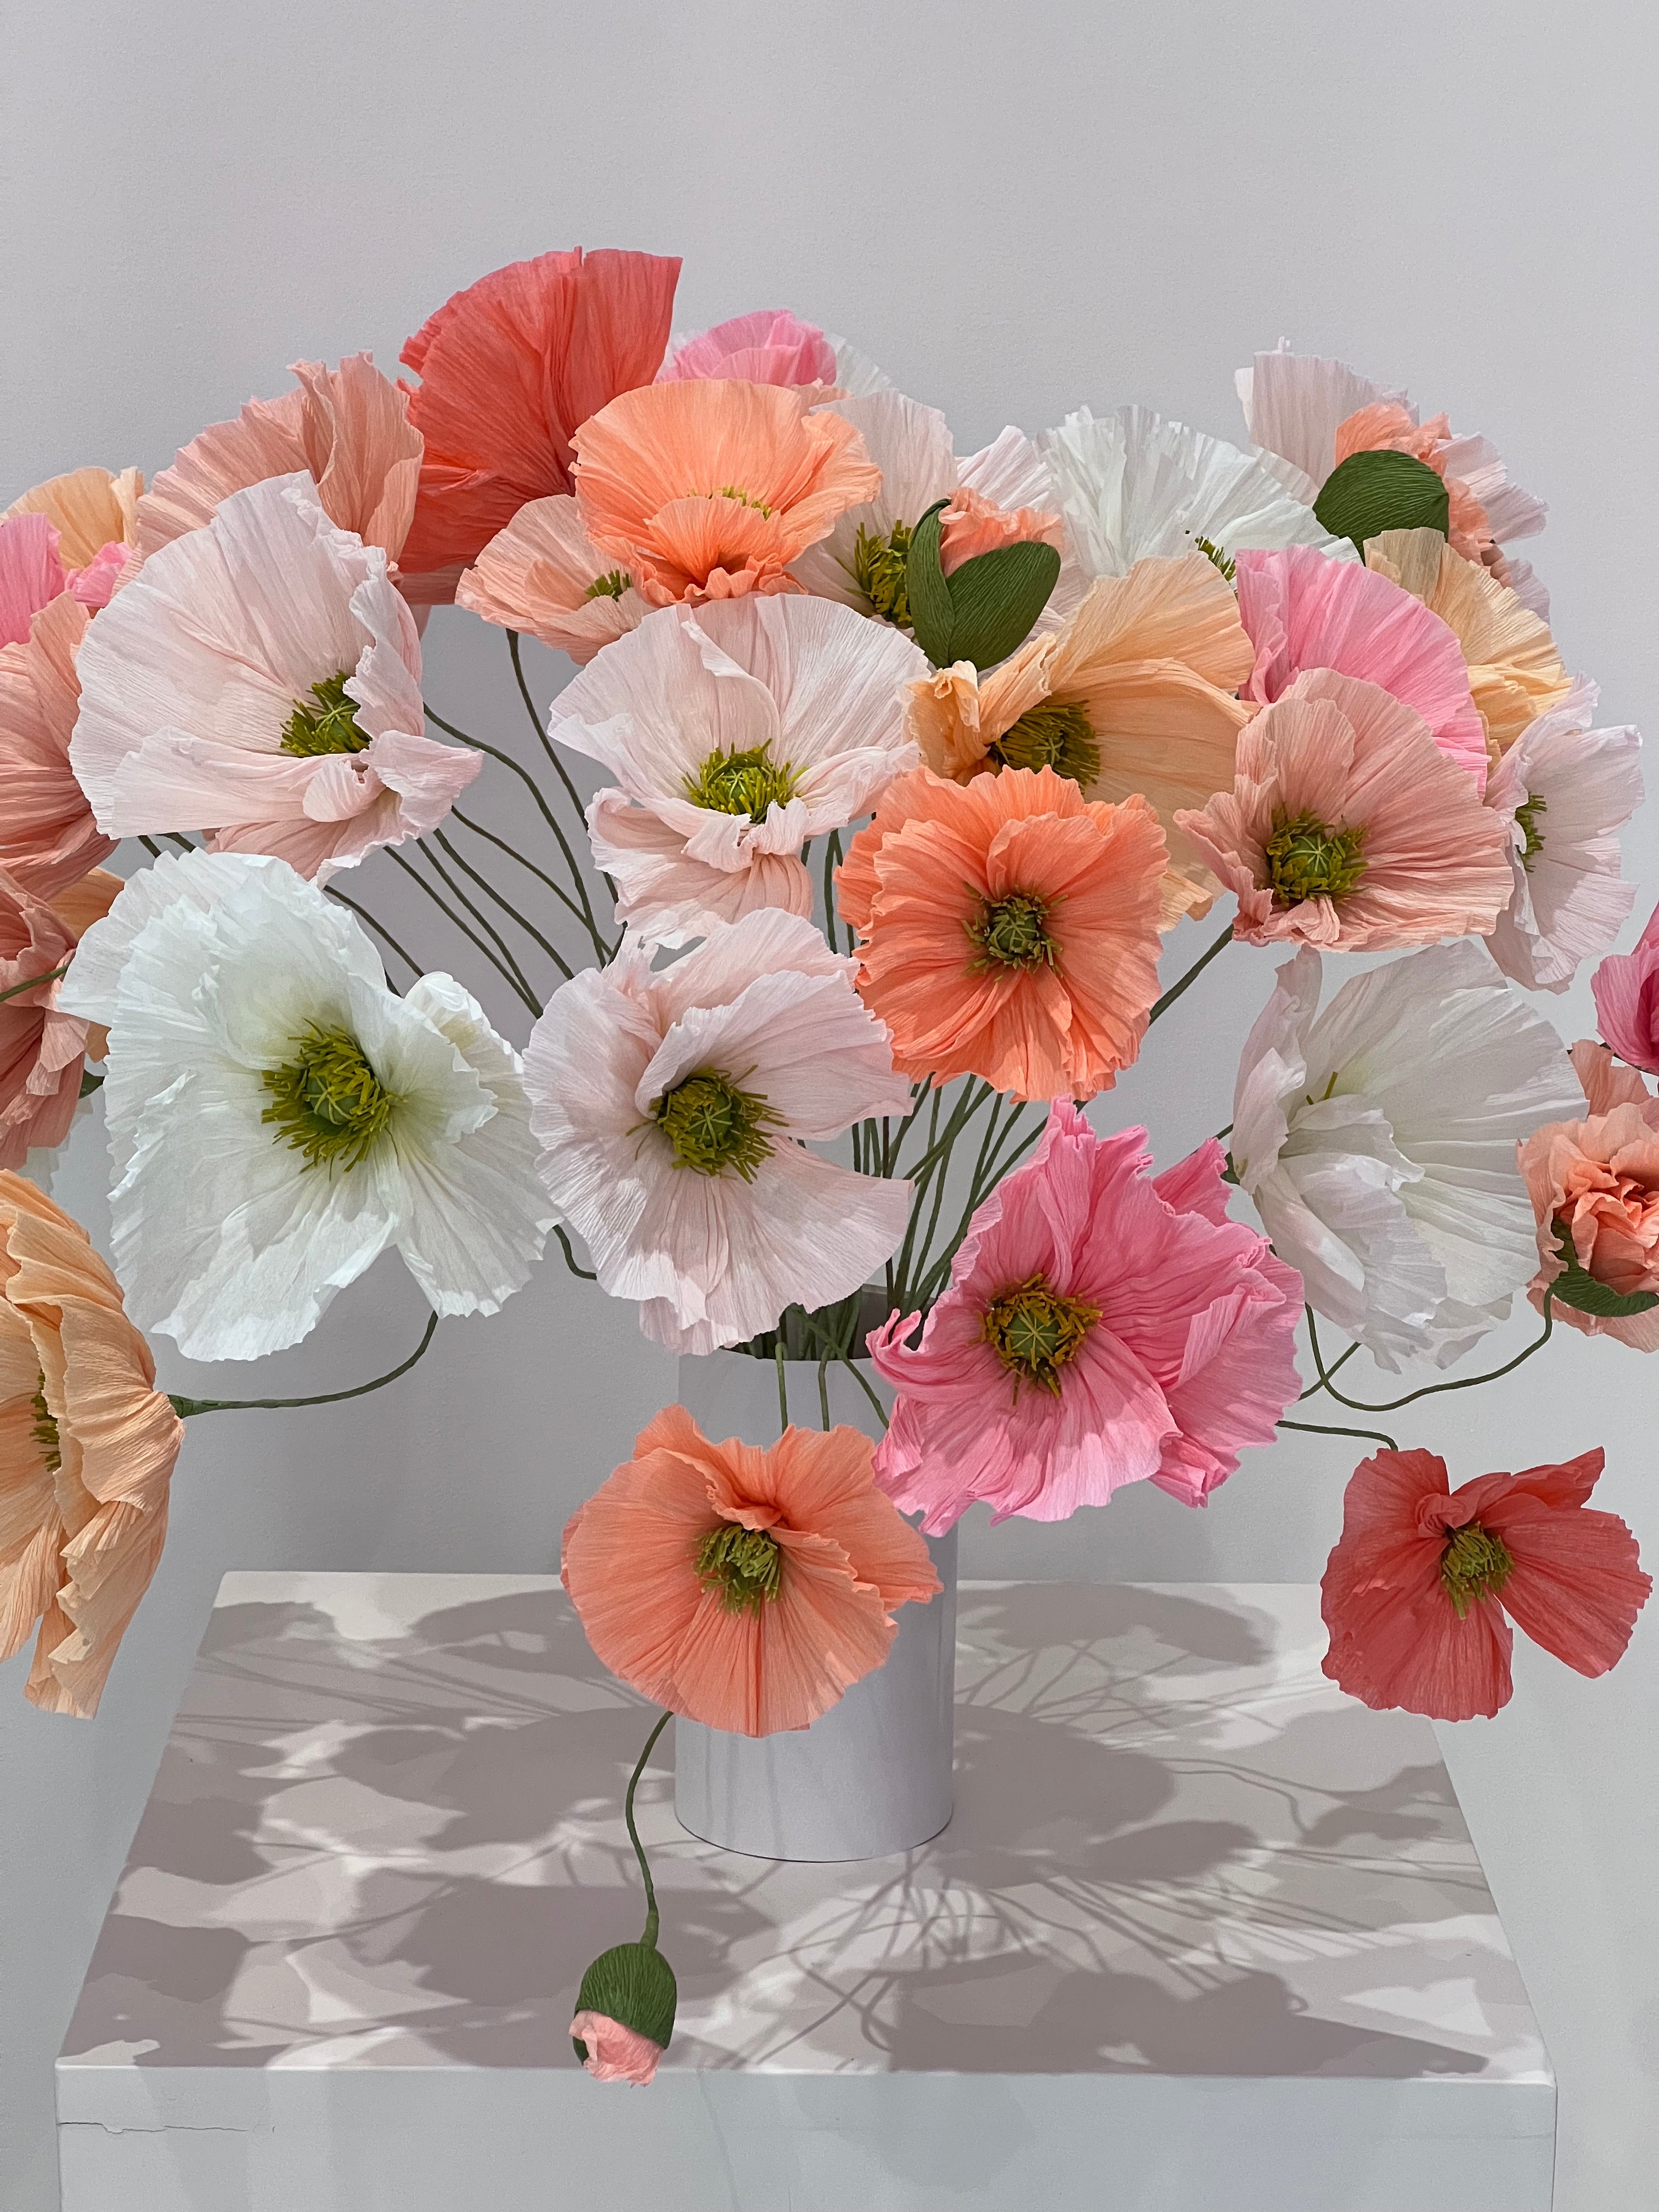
<box><xmin>1321</xmin><ymin>1446</ymin><xmax>1649</xmax><ymax>1720</ymax></box>
<box><xmin>657</xmin><ymin>311</ymin><xmax>838</xmax><ymax>389</ymax></box>
<box><xmin>0</xmin><ymin>865</ymin><xmax>119</xmax><ymax>1170</ymax></box>
<box><xmin>0</xmin><ymin>595</ymin><xmax>116</xmax><ymax>901</ymax></box>
<box><xmin>868</xmin><ymin>1103</ymin><xmax>1303</xmax><ymax>1532</ymax></box>
<box><xmin>1517</xmin><ymin>1049</ymin><xmax>1659</xmax><ymax>1352</ymax></box>
<box><xmin>1592</xmin><ymin>898</ymin><xmax>1659</xmax><ymax>1078</ymax></box>
<box><xmin>569</xmin><ymin>2010</ymin><xmax>663</xmax><ymax>2086</ymax></box>
<box><xmin>1235</xmin><ymin>544</ymin><xmax>1489</xmax><ymax>793</ymax></box>
<box><xmin>0</xmin><ymin>515</ymin><xmax>67</xmax><ymax>651</ymax></box>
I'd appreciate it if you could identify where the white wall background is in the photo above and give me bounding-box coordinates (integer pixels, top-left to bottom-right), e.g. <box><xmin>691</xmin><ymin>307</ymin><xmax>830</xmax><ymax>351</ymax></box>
<box><xmin>3</xmin><ymin>3</ymin><xmax>1657</xmax><ymax>2205</ymax></box>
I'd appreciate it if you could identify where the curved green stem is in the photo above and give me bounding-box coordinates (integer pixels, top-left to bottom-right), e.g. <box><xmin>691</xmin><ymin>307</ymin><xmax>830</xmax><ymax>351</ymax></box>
<box><xmin>554</xmin><ymin>1225</ymin><xmax>596</xmax><ymax>1281</ymax></box>
<box><xmin>1147</xmin><ymin>917</ymin><xmax>1234</xmax><ymax>1026</ymax></box>
<box><xmin>822</xmin><ymin>830</ymin><xmax>844</xmax><ymax>957</ymax></box>
<box><xmin>507</xmin><ymin>633</ymin><xmax>619</xmax><ymax>914</ymax></box>
<box><xmin>1306</xmin><ymin>1298</ymin><xmax>1554</xmax><ymax>1414</ymax></box>
<box><xmin>1298</xmin><ymin>1339</ymin><xmax>1359</xmax><ymax>1400</ymax></box>
<box><xmin>624</xmin><ymin>1708</ymin><xmax>673</xmax><ymax>1951</ymax></box>
<box><xmin>775</xmin><ymin>1339</ymin><xmax>789</xmax><ymax>1432</ymax></box>
<box><xmin>0</xmin><ymin>964</ymin><xmax>68</xmax><ymax>1006</ymax></box>
<box><xmin>385</xmin><ymin>845</ymin><xmax>542</xmax><ymax>1015</ymax></box>
<box><xmin>431</xmin><ymin>826</ymin><xmax>574</xmax><ymax>981</ymax></box>
<box><xmin>449</xmin><ymin>805</ymin><xmax>594</xmax><ymax>935</ymax></box>
<box><xmin>1278</xmin><ymin>1414</ymin><xmax>1400</xmax><ymax>1453</ymax></box>
<box><xmin>170</xmin><ymin>1311</ymin><xmax>439</xmax><ymax>1417</ymax></box>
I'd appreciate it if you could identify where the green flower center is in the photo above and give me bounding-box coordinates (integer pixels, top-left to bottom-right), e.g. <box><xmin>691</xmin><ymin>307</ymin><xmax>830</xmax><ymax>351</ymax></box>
<box><xmin>1515</xmin><ymin>792</ymin><xmax>1547</xmax><ymax>871</ymax></box>
<box><xmin>31</xmin><ymin>1383</ymin><xmax>61</xmax><ymax>1475</ymax></box>
<box><xmin>281</xmin><ymin>672</ymin><xmax>372</xmax><ymax>759</ymax></box>
<box><xmin>654</xmin><ymin>1069</ymin><xmax>782</xmax><ymax>1181</ymax></box>
<box><xmin>983</xmin><ymin>1272</ymin><xmax>1102</xmax><ymax>1398</ymax></box>
<box><xmin>1192</xmin><ymin>534</ymin><xmax>1237</xmax><ymax>583</ymax></box>
<box><xmin>1439</xmin><ymin>1521</ymin><xmax>1514</xmax><ymax>1620</ymax></box>
<box><xmin>991</xmin><ymin>699</ymin><xmax>1102</xmax><ymax>789</ymax></box>
<box><xmin>854</xmin><ymin>520</ymin><xmax>915</xmax><ymax>627</ymax></box>
<box><xmin>967</xmin><ymin>890</ymin><xmax>1058</xmax><ymax>970</ymax></box>
<box><xmin>1265</xmin><ymin>810</ymin><xmax>1369</xmax><ymax>905</ymax></box>
<box><xmin>584</xmin><ymin>569</ymin><xmax>632</xmax><ymax>601</ymax></box>
<box><xmin>261</xmin><ymin>1024</ymin><xmax>398</xmax><ymax>1174</ymax></box>
<box><xmin>695</xmin><ymin>1522</ymin><xmax>783</xmax><ymax>1614</ymax></box>
<box><xmin>705</xmin><ymin>484</ymin><xmax>773</xmax><ymax>517</ymax></box>
<box><xmin>683</xmin><ymin>743</ymin><xmax>799</xmax><ymax>819</ymax></box>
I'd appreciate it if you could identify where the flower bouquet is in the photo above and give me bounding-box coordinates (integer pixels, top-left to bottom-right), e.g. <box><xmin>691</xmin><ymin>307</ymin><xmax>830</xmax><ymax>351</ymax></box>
<box><xmin>1</xmin><ymin>250</ymin><xmax>1652</xmax><ymax>2088</ymax></box>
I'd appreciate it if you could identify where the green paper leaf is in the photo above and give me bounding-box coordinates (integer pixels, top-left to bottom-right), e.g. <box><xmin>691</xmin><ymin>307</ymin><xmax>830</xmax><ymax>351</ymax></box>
<box><xmin>904</xmin><ymin>499</ymin><xmax>956</xmax><ymax>666</ymax></box>
<box><xmin>944</xmin><ymin>538</ymin><xmax>1063</xmax><ymax>672</ymax></box>
<box><xmin>571</xmin><ymin>1940</ymin><xmax>678</xmax><ymax>2063</ymax></box>
<box><xmin>1314</xmin><ymin>448</ymin><xmax>1451</xmax><ymax>556</ymax></box>
<box><xmin>78</xmin><ymin>1070</ymin><xmax>104</xmax><ymax>1099</ymax></box>
<box><xmin>1549</xmin><ymin>1215</ymin><xmax>1659</xmax><ymax>1319</ymax></box>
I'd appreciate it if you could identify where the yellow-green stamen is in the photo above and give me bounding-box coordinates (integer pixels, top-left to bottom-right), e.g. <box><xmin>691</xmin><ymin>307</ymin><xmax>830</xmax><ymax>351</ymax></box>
<box><xmin>654</xmin><ymin>1070</ymin><xmax>782</xmax><ymax>1181</ymax></box>
<box><xmin>683</xmin><ymin>743</ymin><xmax>798</xmax><ymax>819</ymax></box>
<box><xmin>991</xmin><ymin>699</ymin><xmax>1102</xmax><ymax>788</ymax></box>
<box><xmin>1515</xmin><ymin>792</ymin><xmax>1547</xmax><ymax>871</ymax></box>
<box><xmin>584</xmin><ymin>569</ymin><xmax>632</xmax><ymax>601</ymax></box>
<box><xmin>983</xmin><ymin>1273</ymin><xmax>1102</xmax><ymax>1399</ymax></box>
<box><xmin>1192</xmin><ymin>534</ymin><xmax>1237</xmax><ymax>583</ymax></box>
<box><xmin>696</xmin><ymin>1522</ymin><xmax>782</xmax><ymax>1614</ymax></box>
<box><xmin>281</xmin><ymin>672</ymin><xmax>372</xmax><ymax>759</ymax></box>
<box><xmin>31</xmin><ymin>1383</ymin><xmax>61</xmax><ymax>1475</ymax></box>
<box><xmin>706</xmin><ymin>485</ymin><xmax>773</xmax><ymax>517</ymax></box>
<box><xmin>1265</xmin><ymin>810</ymin><xmax>1368</xmax><ymax>905</ymax></box>
<box><xmin>262</xmin><ymin>1024</ymin><xmax>397</xmax><ymax>1174</ymax></box>
<box><xmin>967</xmin><ymin>890</ymin><xmax>1058</xmax><ymax>971</ymax></box>
<box><xmin>1439</xmin><ymin>1521</ymin><xmax>1514</xmax><ymax>1620</ymax></box>
<box><xmin>854</xmin><ymin>520</ymin><xmax>915</xmax><ymax>627</ymax></box>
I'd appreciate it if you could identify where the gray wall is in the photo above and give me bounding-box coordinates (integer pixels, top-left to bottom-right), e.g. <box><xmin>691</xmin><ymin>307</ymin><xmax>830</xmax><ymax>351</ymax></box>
<box><xmin>3</xmin><ymin>3</ymin><xmax>1656</xmax><ymax>2205</ymax></box>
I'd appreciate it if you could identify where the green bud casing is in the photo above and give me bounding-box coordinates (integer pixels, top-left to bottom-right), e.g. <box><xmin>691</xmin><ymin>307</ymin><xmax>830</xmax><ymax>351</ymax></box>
<box><xmin>1314</xmin><ymin>449</ymin><xmax>1452</xmax><ymax>558</ymax></box>
<box><xmin>571</xmin><ymin>1940</ymin><xmax>678</xmax><ymax>2065</ymax></box>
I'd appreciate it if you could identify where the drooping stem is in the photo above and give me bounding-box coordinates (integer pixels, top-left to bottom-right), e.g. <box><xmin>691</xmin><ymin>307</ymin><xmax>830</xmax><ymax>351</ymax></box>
<box><xmin>431</xmin><ymin>826</ymin><xmax>574</xmax><ymax>981</ymax></box>
<box><xmin>170</xmin><ymin>1311</ymin><xmax>439</xmax><ymax>1417</ymax></box>
<box><xmin>1305</xmin><ymin>1298</ymin><xmax>1554</xmax><ymax>1414</ymax></box>
<box><xmin>449</xmin><ymin>805</ymin><xmax>595</xmax><ymax>935</ymax></box>
<box><xmin>0</xmin><ymin>964</ymin><xmax>68</xmax><ymax>1006</ymax></box>
<box><xmin>1278</xmin><ymin>1414</ymin><xmax>1400</xmax><ymax>1453</ymax></box>
<box><xmin>1298</xmin><ymin>1339</ymin><xmax>1359</xmax><ymax>1400</ymax></box>
<box><xmin>1146</xmin><ymin>917</ymin><xmax>1234</xmax><ymax>1026</ymax></box>
<box><xmin>624</xmin><ymin>1708</ymin><xmax>673</xmax><ymax>1952</ymax></box>
<box><xmin>554</xmin><ymin>1225</ymin><xmax>596</xmax><ymax>1281</ymax></box>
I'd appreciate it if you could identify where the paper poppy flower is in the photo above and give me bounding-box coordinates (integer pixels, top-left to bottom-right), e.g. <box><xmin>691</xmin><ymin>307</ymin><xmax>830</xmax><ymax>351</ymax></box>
<box><xmin>397</xmin><ymin>246</ymin><xmax>681</xmax><ymax>602</ymax></box>
<box><xmin>1517</xmin><ymin>1048</ymin><xmax>1659</xmax><ymax>1352</ymax></box>
<box><xmin>1173</xmin><ymin>668</ymin><xmax>1514</xmax><ymax>951</ymax></box>
<box><xmin>562</xmin><ymin>1404</ymin><xmax>939</xmax><ymax>1736</ymax></box>
<box><xmin>1321</xmin><ymin>1446</ymin><xmax>1649</xmax><ymax>1720</ymax></box>
<box><xmin>523</xmin><ymin>907</ymin><xmax>912</xmax><ymax>1352</ymax></box>
<box><xmin>869</xmin><ymin>1104</ymin><xmax>1302</xmax><ymax>1532</ymax></box>
<box><xmin>0</xmin><ymin>863</ymin><xmax>119</xmax><ymax>1171</ymax></box>
<box><xmin>1364</xmin><ymin>529</ymin><xmax>1570</xmax><ymax>757</ymax></box>
<box><xmin>1235</xmin><ymin>544</ymin><xmax>1489</xmax><ymax>791</ymax></box>
<box><xmin>571</xmin><ymin>379</ymin><xmax>879</xmax><ymax>606</ymax></box>
<box><xmin>905</xmin><ymin>552</ymin><xmax>1254</xmax><ymax>922</ymax></box>
<box><xmin>70</xmin><ymin>475</ymin><xmax>479</xmax><ymax>881</ymax></box>
<box><xmin>4</xmin><ymin>466</ymin><xmax>141</xmax><ymax>615</ymax></box>
<box><xmin>0</xmin><ymin>514</ymin><xmax>71</xmax><ymax>650</ymax></box>
<box><xmin>455</xmin><ymin>493</ymin><xmax>650</xmax><ymax>662</ymax></box>
<box><xmin>1231</xmin><ymin>940</ymin><xmax>1579</xmax><ymax>1370</ymax></box>
<box><xmin>657</xmin><ymin>310</ymin><xmax>839</xmax><ymax>390</ymax></box>
<box><xmin>787</xmin><ymin>388</ymin><xmax>1082</xmax><ymax>629</ymax></box>
<box><xmin>1483</xmin><ymin>679</ymin><xmax>1641</xmax><ymax>994</ymax></box>
<box><xmin>0</xmin><ymin>1173</ymin><xmax>185</xmax><ymax>1717</ymax></box>
<box><xmin>569</xmin><ymin>2010</ymin><xmax>664</xmax><ymax>2087</ymax></box>
<box><xmin>1334</xmin><ymin>399</ymin><xmax>1548</xmax><ymax>583</ymax></box>
<box><xmin>0</xmin><ymin>594</ymin><xmax>116</xmax><ymax>900</ymax></box>
<box><xmin>1593</xmin><ymin>897</ymin><xmax>1659</xmax><ymax>1079</ymax></box>
<box><xmin>134</xmin><ymin>354</ymin><xmax>422</xmax><ymax>571</ymax></box>
<box><xmin>837</xmin><ymin>765</ymin><xmax>1166</xmax><ymax>1102</ymax></box>
<box><xmin>548</xmin><ymin>596</ymin><xmax>925</xmax><ymax>945</ymax></box>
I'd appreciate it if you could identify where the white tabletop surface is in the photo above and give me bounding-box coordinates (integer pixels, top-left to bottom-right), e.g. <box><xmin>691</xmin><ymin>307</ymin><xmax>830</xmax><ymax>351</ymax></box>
<box><xmin>55</xmin><ymin>1573</ymin><xmax>1555</xmax><ymax>2211</ymax></box>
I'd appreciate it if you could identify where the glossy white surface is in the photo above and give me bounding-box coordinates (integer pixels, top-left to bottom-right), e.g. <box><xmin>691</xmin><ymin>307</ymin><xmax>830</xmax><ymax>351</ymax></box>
<box><xmin>57</xmin><ymin>1573</ymin><xmax>1553</xmax><ymax>2210</ymax></box>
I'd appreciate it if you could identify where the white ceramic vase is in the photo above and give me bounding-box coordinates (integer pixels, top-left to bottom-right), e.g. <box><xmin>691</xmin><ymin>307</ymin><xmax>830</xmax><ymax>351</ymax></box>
<box><xmin>672</xmin><ymin>1344</ymin><xmax>957</xmax><ymax>1861</ymax></box>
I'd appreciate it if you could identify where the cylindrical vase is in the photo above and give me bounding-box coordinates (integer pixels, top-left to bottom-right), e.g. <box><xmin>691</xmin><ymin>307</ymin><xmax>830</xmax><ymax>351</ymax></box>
<box><xmin>672</xmin><ymin>1345</ymin><xmax>957</xmax><ymax>1861</ymax></box>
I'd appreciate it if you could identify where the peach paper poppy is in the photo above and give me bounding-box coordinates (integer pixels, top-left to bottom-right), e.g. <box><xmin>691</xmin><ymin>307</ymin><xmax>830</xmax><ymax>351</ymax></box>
<box><xmin>4</xmin><ymin>467</ymin><xmax>141</xmax><ymax>613</ymax></box>
<box><xmin>398</xmin><ymin>247</ymin><xmax>681</xmax><ymax>603</ymax></box>
<box><xmin>1321</xmin><ymin>1446</ymin><xmax>1649</xmax><ymax>1720</ymax></box>
<box><xmin>1335</xmin><ymin>402</ymin><xmax>1547</xmax><ymax>583</ymax></box>
<box><xmin>572</xmin><ymin>380</ymin><xmax>880</xmax><ymax>606</ymax></box>
<box><xmin>0</xmin><ymin>1173</ymin><xmax>185</xmax><ymax>1717</ymax></box>
<box><xmin>561</xmin><ymin>1406</ymin><xmax>939</xmax><ymax>1737</ymax></box>
<box><xmin>456</xmin><ymin>493</ymin><xmax>648</xmax><ymax>663</ymax></box>
<box><xmin>0</xmin><ymin>864</ymin><xmax>120</xmax><ymax>1170</ymax></box>
<box><xmin>0</xmin><ymin>594</ymin><xmax>116</xmax><ymax>900</ymax></box>
<box><xmin>1517</xmin><ymin>1043</ymin><xmax>1659</xmax><ymax>1351</ymax></box>
<box><xmin>905</xmin><ymin>552</ymin><xmax>1253</xmax><ymax>923</ymax></box>
<box><xmin>1173</xmin><ymin>668</ymin><xmax>1514</xmax><ymax>952</ymax></box>
<box><xmin>135</xmin><ymin>354</ymin><xmax>422</xmax><ymax>570</ymax></box>
<box><xmin>837</xmin><ymin>764</ymin><xmax>1167</xmax><ymax>1101</ymax></box>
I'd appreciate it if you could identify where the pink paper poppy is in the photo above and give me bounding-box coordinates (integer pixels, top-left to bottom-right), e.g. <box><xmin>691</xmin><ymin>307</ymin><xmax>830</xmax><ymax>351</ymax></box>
<box><xmin>657</xmin><ymin>310</ymin><xmax>838</xmax><ymax>389</ymax></box>
<box><xmin>0</xmin><ymin>595</ymin><xmax>116</xmax><ymax>900</ymax></box>
<box><xmin>1592</xmin><ymin>897</ymin><xmax>1659</xmax><ymax>1077</ymax></box>
<box><xmin>1321</xmin><ymin>1446</ymin><xmax>1649</xmax><ymax>1720</ymax></box>
<box><xmin>868</xmin><ymin>1103</ymin><xmax>1303</xmax><ymax>1532</ymax></box>
<box><xmin>1235</xmin><ymin>544</ymin><xmax>1489</xmax><ymax>793</ymax></box>
<box><xmin>0</xmin><ymin>515</ymin><xmax>68</xmax><ymax>651</ymax></box>
<box><xmin>398</xmin><ymin>247</ymin><xmax>681</xmax><ymax>603</ymax></box>
<box><xmin>568</xmin><ymin>2010</ymin><xmax>663</xmax><ymax>2086</ymax></box>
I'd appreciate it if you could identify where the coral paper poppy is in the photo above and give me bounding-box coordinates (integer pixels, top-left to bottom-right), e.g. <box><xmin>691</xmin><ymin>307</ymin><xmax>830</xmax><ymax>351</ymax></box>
<box><xmin>0</xmin><ymin>864</ymin><xmax>119</xmax><ymax>1170</ymax></box>
<box><xmin>0</xmin><ymin>594</ymin><xmax>117</xmax><ymax>900</ymax></box>
<box><xmin>1517</xmin><ymin>1046</ymin><xmax>1659</xmax><ymax>1352</ymax></box>
<box><xmin>1321</xmin><ymin>1447</ymin><xmax>1649</xmax><ymax>1720</ymax></box>
<box><xmin>0</xmin><ymin>1174</ymin><xmax>185</xmax><ymax>1717</ymax></box>
<box><xmin>838</xmin><ymin>765</ymin><xmax>1167</xmax><ymax>1101</ymax></box>
<box><xmin>398</xmin><ymin>247</ymin><xmax>681</xmax><ymax>602</ymax></box>
<box><xmin>561</xmin><ymin>1406</ymin><xmax>939</xmax><ymax>1736</ymax></box>
<box><xmin>572</xmin><ymin>379</ymin><xmax>879</xmax><ymax>606</ymax></box>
